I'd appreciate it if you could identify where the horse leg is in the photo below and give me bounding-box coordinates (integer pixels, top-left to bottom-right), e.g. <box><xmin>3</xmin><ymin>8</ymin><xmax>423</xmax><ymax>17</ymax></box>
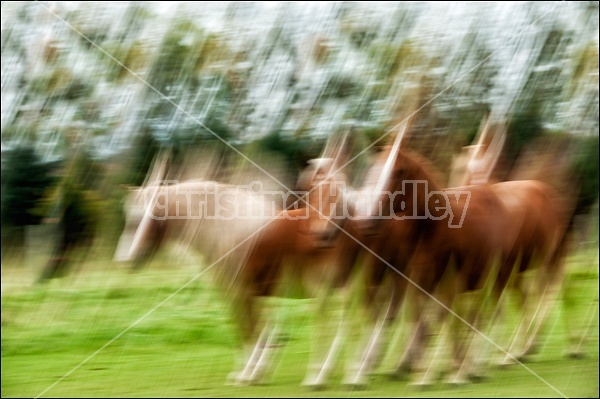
<box><xmin>365</xmin><ymin>277</ymin><xmax>405</xmax><ymax>372</ymax></box>
<box><xmin>500</xmin><ymin>259</ymin><xmax>535</xmax><ymax>366</ymax></box>
<box><xmin>307</xmin><ymin>240</ymin><xmax>365</xmax><ymax>388</ymax></box>
<box><xmin>246</xmin><ymin>259</ymin><xmax>291</xmax><ymax>386</ymax></box>
<box><xmin>448</xmin><ymin>254</ymin><xmax>504</xmax><ymax>384</ymax></box>
<box><xmin>404</xmin><ymin>246</ymin><xmax>454</xmax><ymax>387</ymax></box>
<box><xmin>500</xmin><ymin>247</ymin><xmax>562</xmax><ymax>365</ymax></box>
<box><xmin>392</xmin><ymin>293</ymin><xmax>434</xmax><ymax>380</ymax></box>
<box><xmin>520</xmin><ymin>250</ymin><xmax>566</xmax><ymax>359</ymax></box>
<box><xmin>566</xmin><ymin>291</ymin><xmax>598</xmax><ymax>359</ymax></box>
<box><xmin>249</xmin><ymin>318</ymin><xmax>281</xmax><ymax>384</ymax></box>
<box><xmin>345</xmin><ymin>276</ymin><xmax>403</xmax><ymax>388</ymax></box>
<box><xmin>413</xmin><ymin>270</ymin><xmax>465</xmax><ymax>387</ymax></box>
<box><xmin>393</xmin><ymin>313</ymin><xmax>423</xmax><ymax>379</ymax></box>
<box><xmin>340</xmin><ymin>255</ymin><xmax>385</xmax><ymax>385</ymax></box>
<box><xmin>469</xmin><ymin>273</ymin><xmax>513</xmax><ymax>377</ymax></box>
<box><xmin>234</xmin><ymin>301</ymin><xmax>283</xmax><ymax>386</ymax></box>
<box><xmin>302</xmin><ymin>275</ymin><xmax>349</xmax><ymax>389</ymax></box>
<box><xmin>481</xmin><ymin>250</ymin><xmax>521</xmax><ymax>366</ymax></box>
<box><xmin>402</xmin><ymin>273</ymin><xmax>442</xmax><ymax>386</ymax></box>
<box><xmin>227</xmin><ymin>289</ymin><xmax>264</xmax><ymax>386</ymax></box>
<box><xmin>407</xmin><ymin>291</ymin><xmax>440</xmax><ymax>387</ymax></box>
<box><xmin>393</xmin><ymin>251</ymin><xmax>436</xmax><ymax>381</ymax></box>
<box><xmin>446</xmin><ymin>290</ymin><xmax>490</xmax><ymax>384</ymax></box>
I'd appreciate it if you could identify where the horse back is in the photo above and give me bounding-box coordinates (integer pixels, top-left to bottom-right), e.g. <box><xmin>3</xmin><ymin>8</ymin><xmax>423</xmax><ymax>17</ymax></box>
<box><xmin>441</xmin><ymin>184</ymin><xmax>511</xmax><ymax>253</ymax></box>
<box><xmin>491</xmin><ymin>180</ymin><xmax>570</xmax><ymax>255</ymax></box>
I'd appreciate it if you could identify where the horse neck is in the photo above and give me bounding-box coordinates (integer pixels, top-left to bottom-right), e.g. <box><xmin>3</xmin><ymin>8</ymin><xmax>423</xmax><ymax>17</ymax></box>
<box><xmin>407</xmin><ymin>152</ymin><xmax>443</xmax><ymax>192</ymax></box>
<box><xmin>283</xmin><ymin>208</ymin><xmax>310</xmax><ymax>235</ymax></box>
<box><xmin>392</xmin><ymin>152</ymin><xmax>444</xmax><ymax>216</ymax></box>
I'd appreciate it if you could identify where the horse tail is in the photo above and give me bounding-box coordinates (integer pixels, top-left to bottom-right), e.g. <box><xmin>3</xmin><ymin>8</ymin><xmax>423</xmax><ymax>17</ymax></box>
<box><xmin>548</xmin><ymin>186</ymin><xmax>578</xmax><ymax>281</ymax></box>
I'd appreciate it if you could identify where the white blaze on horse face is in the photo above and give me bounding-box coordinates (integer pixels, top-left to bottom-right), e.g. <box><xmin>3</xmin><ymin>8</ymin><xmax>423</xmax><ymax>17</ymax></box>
<box><xmin>329</xmin><ymin>130</ymin><xmax>350</xmax><ymax>175</ymax></box>
<box><xmin>465</xmin><ymin>115</ymin><xmax>507</xmax><ymax>185</ymax></box>
<box><xmin>368</xmin><ymin>121</ymin><xmax>408</xmax><ymax>217</ymax></box>
<box><xmin>114</xmin><ymin>190</ymin><xmax>141</xmax><ymax>262</ymax></box>
<box><xmin>300</xmin><ymin>155</ymin><xmax>352</xmax><ymax>240</ymax></box>
<box><xmin>113</xmin><ymin>187</ymin><xmax>157</xmax><ymax>262</ymax></box>
<box><xmin>476</xmin><ymin>125</ymin><xmax>506</xmax><ymax>185</ymax></box>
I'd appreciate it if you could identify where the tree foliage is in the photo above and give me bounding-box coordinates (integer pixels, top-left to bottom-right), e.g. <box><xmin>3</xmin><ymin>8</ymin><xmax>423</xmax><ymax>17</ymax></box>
<box><xmin>1</xmin><ymin>147</ymin><xmax>55</xmax><ymax>228</ymax></box>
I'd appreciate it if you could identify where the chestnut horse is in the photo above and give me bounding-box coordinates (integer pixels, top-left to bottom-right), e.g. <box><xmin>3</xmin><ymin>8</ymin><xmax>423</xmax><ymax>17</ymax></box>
<box><xmin>452</xmin><ymin>116</ymin><xmax>573</xmax><ymax>365</ymax></box>
<box><xmin>340</xmin><ymin>125</ymin><xmax>518</xmax><ymax>386</ymax></box>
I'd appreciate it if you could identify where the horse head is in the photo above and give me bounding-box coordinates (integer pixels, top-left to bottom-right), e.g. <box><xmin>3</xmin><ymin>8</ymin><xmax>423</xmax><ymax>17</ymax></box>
<box><xmin>113</xmin><ymin>183</ymin><xmax>167</xmax><ymax>271</ymax></box>
<box><xmin>353</xmin><ymin>119</ymin><xmax>412</xmax><ymax>235</ymax></box>
<box><xmin>296</xmin><ymin>131</ymin><xmax>352</xmax><ymax>248</ymax></box>
<box><xmin>114</xmin><ymin>151</ymin><xmax>171</xmax><ymax>271</ymax></box>
<box><xmin>457</xmin><ymin>113</ymin><xmax>507</xmax><ymax>186</ymax></box>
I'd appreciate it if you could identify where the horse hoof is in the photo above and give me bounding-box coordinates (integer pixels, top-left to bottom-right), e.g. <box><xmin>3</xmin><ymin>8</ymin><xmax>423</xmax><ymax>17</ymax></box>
<box><xmin>567</xmin><ymin>350</ymin><xmax>584</xmax><ymax>360</ymax></box>
<box><xmin>468</xmin><ymin>372</ymin><xmax>487</xmax><ymax>383</ymax></box>
<box><xmin>345</xmin><ymin>383</ymin><xmax>367</xmax><ymax>391</ymax></box>
<box><xmin>389</xmin><ymin>370</ymin><xmax>410</xmax><ymax>382</ymax></box>
<box><xmin>342</xmin><ymin>376</ymin><xmax>368</xmax><ymax>390</ymax></box>
<box><xmin>301</xmin><ymin>377</ymin><xmax>326</xmax><ymax>391</ymax></box>
<box><xmin>227</xmin><ymin>372</ymin><xmax>254</xmax><ymax>387</ymax></box>
<box><xmin>303</xmin><ymin>381</ymin><xmax>326</xmax><ymax>391</ymax></box>
<box><xmin>226</xmin><ymin>379</ymin><xmax>249</xmax><ymax>387</ymax></box>
<box><xmin>515</xmin><ymin>353</ymin><xmax>530</xmax><ymax>363</ymax></box>
<box><xmin>391</xmin><ymin>363</ymin><xmax>412</xmax><ymax>380</ymax></box>
<box><xmin>444</xmin><ymin>374</ymin><xmax>469</xmax><ymax>386</ymax></box>
<box><xmin>496</xmin><ymin>356</ymin><xmax>517</xmax><ymax>368</ymax></box>
<box><xmin>520</xmin><ymin>344</ymin><xmax>539</xmax><ymax>358</ymax></box>
<box><xmin>233</xmin><ymin>379</ymin><xmax>251</xmax><ymax>387</ymax></box>
<box><xmin>226</xmin><ymin>372</ymin><xmax>241</xmax><ymax>386</ymax></box>
<box><xmin>409</xmin><ymin>380</ymin><xmax>434</xmax><ymax>390</ymax></box>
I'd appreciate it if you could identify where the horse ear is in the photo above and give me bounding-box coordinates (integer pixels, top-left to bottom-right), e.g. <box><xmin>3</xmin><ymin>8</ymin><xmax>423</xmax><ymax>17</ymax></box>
<box><xmin>331</xmin><ymin>128</ymin><xmax>353</xmax><ymax>172</ymax></box>
<box><xmin>144</xmin><ymin>149</ymin><xmax>172</xmax><ymax>187</ymax></box>
<box><xmin>473</xmin><ymin>113</ymin><xmax>491</xmax><ymax>147</ymax></box>
<box><xmin>120</xmin><ymin>184</ymin><xmax>138</xmax><ymax>191</ymax></box>
<box><xmin>465</xmin><ymin>114</ymin><xmax>507</xmax><ymax>185</ymax></box>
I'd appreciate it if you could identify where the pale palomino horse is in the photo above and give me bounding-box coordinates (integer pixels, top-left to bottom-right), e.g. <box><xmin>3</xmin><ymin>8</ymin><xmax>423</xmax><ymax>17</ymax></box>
<box><xmin>114</xmin><ymin>139</ymin><xmax>364</xmax><ymax>387</ymax></box>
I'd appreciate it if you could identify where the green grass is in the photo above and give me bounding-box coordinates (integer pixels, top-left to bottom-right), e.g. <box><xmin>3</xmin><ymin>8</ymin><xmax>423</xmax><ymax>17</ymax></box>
<box><xmin>1</xmin><ymin>248</ymin><xmax>598</xmax><ymax>398</ymax></box>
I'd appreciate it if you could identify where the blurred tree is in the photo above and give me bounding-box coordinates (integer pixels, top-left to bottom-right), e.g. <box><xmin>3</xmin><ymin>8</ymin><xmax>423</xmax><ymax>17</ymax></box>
<box><xmin>505</xmin><ymin>100</ymin><xmax>545</xmax><ymax>172</ymax></box>
<box><xmin>37</xmin><ymin>180</ymin><xmax>102</xmax><ymax>282</ymax></box>
<box><xmin>104</xmin><ymin>40</ymin><xmax>150</xmax><ymax>82</ymax></box>
<box><xmin>146</xmin><ymin>19</ymin><xmax>204</xmax><ymax>94</ymax></box>
<box><xmin>125</xmin><ymin>127</ymin><xmax>162</xmax><ymax>187</ymax></box>
<box><xmin>1</xmin><ymin>147</ymin><xmax>55</xmax><ymax>260</ymax></box>
<box><xmin>571</xmin><ymin>135</ymin><xmax>599</xmax><ymax>216</ymax></box>
<box><xmin>36</xmin><ymin>146</ymin><xmax>103</xmax><ymax>282</ymax></box>
<box><xmin>322</xmin><ymin>74</ymin><xmax>362</xmax><ymax>100</ymax></box>
<box><xmin>252</xmin><ymin>132</ymin><xmax>304</xmax><ymax>178</ymax></box>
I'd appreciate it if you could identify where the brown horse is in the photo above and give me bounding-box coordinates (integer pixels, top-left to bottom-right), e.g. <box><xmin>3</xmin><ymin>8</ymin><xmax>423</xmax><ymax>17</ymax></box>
<box><xmin>344</xmin><ymin>127</ymin><xmax>517</xmax><ymax>386</ymax></box>
<box><xmin>227</xmin><ymin>155</ymin><xmax>364</xmax><ymax>387</ymax></box>
<box><xmin>114</xmin><ymin>145</ymin><xmax>364</xmax><ymax>387</ymax></box>
<box><xmin>289</xmin><ymin>120</ymin><xmax>514</xmax><ymax>386</ymax></box>
<box><xmin>453</xmin><ymin>116</ymin><xmax>573</xmax><ymax>365</ymax></box>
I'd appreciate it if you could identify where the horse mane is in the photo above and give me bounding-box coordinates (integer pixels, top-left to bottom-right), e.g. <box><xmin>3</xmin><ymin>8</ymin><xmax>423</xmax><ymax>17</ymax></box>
<box><xmin>399</xmin><ymin>149</ymin><xmax>446</xmax><ymax>191</ymax></box>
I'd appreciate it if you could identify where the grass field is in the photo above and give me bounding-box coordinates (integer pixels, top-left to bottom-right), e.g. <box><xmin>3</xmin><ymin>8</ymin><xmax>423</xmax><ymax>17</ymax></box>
<box><xmin>1</xmin><ymin>246</ymin><xmax>598</xmax><ymax>398</ymax></box>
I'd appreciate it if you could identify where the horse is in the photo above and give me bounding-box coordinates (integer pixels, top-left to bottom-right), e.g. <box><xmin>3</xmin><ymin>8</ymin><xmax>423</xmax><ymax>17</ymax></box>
<box><xmin>113</xmin><ymin>142</ymin><xmax>364</xmax><ymax>388</ymax></box>
<box><xmin>451</xmin><ymin>116</ymin><xmax>574</xmax><ymax>365</ymax></box>
<box><xmin>341</xmin><ymin>125</ymin><xmax>518</xmax><ymax>386</ymax></box>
